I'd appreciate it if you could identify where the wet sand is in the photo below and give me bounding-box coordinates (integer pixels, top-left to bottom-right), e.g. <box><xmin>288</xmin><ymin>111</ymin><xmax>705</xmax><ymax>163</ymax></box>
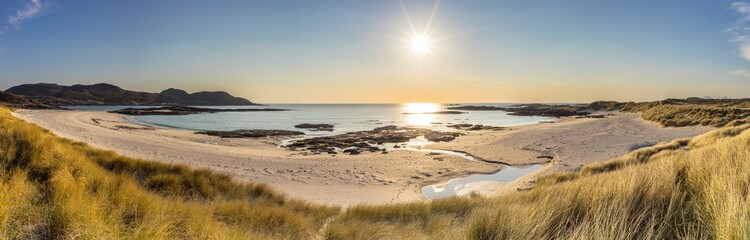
<box><xmin>14</xmin><ymin>110</ymin><xmax>712</xmax><ymax>206</ymax></box>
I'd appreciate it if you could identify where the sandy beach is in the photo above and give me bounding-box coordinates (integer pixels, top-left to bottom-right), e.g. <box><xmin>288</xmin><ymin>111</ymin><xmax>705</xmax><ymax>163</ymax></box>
<box><xmin>431</xmin><ymin>113</ymin><xmax>714</xmax><ymax>172</ymax></box>
<box><xmin>13</xmin><ymin>110</ymin><xmax>713</xmax><ymax>206</ymax></box>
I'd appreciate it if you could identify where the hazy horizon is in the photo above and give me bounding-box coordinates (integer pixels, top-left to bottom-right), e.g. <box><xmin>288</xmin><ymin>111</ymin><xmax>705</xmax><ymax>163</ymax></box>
<box><xmin>1</xmin><ymin>0</ymin><xmax>750</xmax><ymax>103</ymax></box>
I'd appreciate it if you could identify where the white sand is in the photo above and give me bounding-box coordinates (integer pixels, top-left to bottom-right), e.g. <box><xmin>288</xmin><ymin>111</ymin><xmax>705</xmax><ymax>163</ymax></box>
<box><xmin>14</xmin><ymin>110</ymin><xmax>713</xmax><ymax>206</ymax></box>
<box><xmin>431</xmin><ymin>113</ymin><xmax>713</xmax><ymax>171</ymax></box>
<box><xmin>14</xmin><ymin>110</ymin><xmax>498</xmax><ymax>206</ymax></box>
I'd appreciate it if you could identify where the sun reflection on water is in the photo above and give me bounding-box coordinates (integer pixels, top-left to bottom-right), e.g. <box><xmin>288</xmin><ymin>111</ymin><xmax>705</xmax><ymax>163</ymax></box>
<box><xmin>404</xmin><ymin>103</ymin><xmax>440</xmax><ymax>126</ymax></box>
<box><xmin>406</xmin><ymin>114</ymin><xmax>435</xmax><ymax>126</ymax></box>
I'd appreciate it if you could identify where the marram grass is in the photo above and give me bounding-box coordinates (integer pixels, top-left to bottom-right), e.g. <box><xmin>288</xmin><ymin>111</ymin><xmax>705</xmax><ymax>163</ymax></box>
<box><xmin>2</xmin><ymin>106</ymin><xmax>750</xmax><ymax>239</ymax></box>
<box><xmin>588</xmin><ymin>100</ymin><xmax>750</xmax><ymax>127</ymax></box>
<box><xmin>0</xmin><ymin>107</ymin><xmax>339</xmax><ymax>239</ymax></box>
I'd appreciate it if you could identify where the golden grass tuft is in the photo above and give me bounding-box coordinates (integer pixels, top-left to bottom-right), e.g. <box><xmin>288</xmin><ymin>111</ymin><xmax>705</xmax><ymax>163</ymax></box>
<box><xmin>589</xmin><ymin>99</ymin><xmax>750</xmax><ymax>127</ymax></box>
<box><xmin>0</xmin><ymin>107</ymin><xmax>339</xmax><ymax>239</ymax></box>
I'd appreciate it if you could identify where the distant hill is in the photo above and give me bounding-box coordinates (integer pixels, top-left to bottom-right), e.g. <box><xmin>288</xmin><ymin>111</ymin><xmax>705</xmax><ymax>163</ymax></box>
<box><xmin>5</xmin><ymin>83</ymin><xmax>257</xmax><ymax>106</ymax></box>
<box><xmin>0</xmin><ymin>90</ymin><xmax>55</xmax><ymax>109</ymax></box>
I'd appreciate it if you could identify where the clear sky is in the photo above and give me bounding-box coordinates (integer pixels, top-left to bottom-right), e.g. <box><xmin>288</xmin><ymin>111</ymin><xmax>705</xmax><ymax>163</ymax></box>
<box><xmin>0</xmin><ymin>0</ymin><xmax>749</xmax><ymax>103</ymax></box>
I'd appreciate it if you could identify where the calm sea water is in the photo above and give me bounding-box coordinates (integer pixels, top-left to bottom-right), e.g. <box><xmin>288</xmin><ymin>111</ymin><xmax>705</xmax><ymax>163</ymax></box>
<box><xmin>66</xmin><ymin>104</ymin><xmax>551</xmax><ymax>136</ymax></box>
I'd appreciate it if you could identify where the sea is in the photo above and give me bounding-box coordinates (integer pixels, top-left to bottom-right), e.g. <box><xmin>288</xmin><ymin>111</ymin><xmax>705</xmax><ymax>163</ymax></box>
<box><xmin>66</xmin><ymin>103</ymin><xmax>552</xmax><ymax>136</ymax></box>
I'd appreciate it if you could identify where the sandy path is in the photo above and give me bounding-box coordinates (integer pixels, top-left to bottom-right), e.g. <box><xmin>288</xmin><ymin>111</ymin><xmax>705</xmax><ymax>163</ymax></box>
<box><xmin>14</xmin><ymin>110</ymin><xmax>713</xmax><ymax>206</ymax></box>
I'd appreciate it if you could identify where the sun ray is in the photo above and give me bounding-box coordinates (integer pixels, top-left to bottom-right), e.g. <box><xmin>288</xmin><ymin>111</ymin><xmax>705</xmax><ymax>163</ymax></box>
<box><xmin>426</xmin><ymin>50</ymin><xmax>460</xmax><ymax>75</ymax></box>
<box><xmin>399</xmin><ymin>1</ymin><xmax>418</xmax><ymax>38</ymax></box>
<box><xmin>391</xmin><ymin>0</ymin><xmax>479</xmax><ymax>86</ymax></box>
<box><xmin>423</xmin><ymin>0</ymin><xmax>441</xmax><ymax>37</ymax></box>
<box><xmin>430</xmin><ymin>25</ymin><xmax>493</xmax><ymax>42</ymax></box>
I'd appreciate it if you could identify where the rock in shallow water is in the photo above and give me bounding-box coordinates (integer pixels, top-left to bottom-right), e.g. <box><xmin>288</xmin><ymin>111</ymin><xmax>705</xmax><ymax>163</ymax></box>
<box><xmin>196</xmin><ymin>129</ymin><xmax>304</xmax><ymax>138</ymax></box>
<box><xmin>294</xmin><ymin>123</ymin><xmax>335</xmax><ymax>131</ymax></box>
<box><xmin>447</xmin><ymin>123</ymin><xmax>506</xmax><ymax>131</ymax></box>
<box><xmin>284</xmin><ymin>125</ymin><xmax>462</xmax><ymax>154</ymax></box>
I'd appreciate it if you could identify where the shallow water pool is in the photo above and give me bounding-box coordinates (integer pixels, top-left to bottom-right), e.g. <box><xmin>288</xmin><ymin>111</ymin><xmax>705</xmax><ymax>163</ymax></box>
<box><xmin>422</xmin><ymin>164</ymin><xmax>544</xmax><ymax>200</ymax></box>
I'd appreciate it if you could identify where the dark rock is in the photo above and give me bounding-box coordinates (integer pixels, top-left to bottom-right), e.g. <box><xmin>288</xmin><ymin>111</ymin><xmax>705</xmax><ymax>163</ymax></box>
<box><xmin>196</xmin><ymin>129</ymin><xmax>304</xmax><ymax>138</ymax></box>
<box><xmin>576</xmin><ymin>114</ymin><xmax>607</xmax><ymax>119</ymax></box>
<box><xmin>447</xmin><ymin>123</ymin><xmax>505</xmax><ymax>131</ymax></box>
<box><xmin>284</xmin><ymin>126</ymin><xmax>462</xmax><ymax>154</ymax></box>
<box><xmin>373</xmin><ymin>125</ymin><xmax>399</xmax><ymax>131</ymax></box>
<box><xmin>343</xmin><ymin>149</ymin><xmax>361</xmax><ymax>155</ymax></box>
<box><xmin>294</xmin><ymin>123</ymin><xmax>334</xmax><ymax>131</ymax></box>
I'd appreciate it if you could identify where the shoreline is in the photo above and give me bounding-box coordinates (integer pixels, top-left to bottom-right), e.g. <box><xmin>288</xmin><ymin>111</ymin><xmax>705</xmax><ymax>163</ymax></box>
<box><xmin>12</xmin><ymin>109</ymin><xmax>713</xmax><ymax>206</ymax></box>
<box><xmin>14</xmin><ymin>109</ymin><xmax>501</xmax><ymax>206</ymax></box>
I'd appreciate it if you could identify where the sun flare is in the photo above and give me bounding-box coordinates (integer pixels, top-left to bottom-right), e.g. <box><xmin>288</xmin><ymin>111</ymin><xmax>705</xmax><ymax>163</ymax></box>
<box><xmin>410</xmin><ymin>36</ymin><xmax>430</xmax><ymax>54</ymax></box>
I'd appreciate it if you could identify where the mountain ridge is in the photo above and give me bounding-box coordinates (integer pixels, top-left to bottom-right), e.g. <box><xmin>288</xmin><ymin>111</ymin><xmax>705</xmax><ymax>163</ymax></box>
<box><xmin>5</xmin><ymin>83</ymin><xmax>258</xmax><ymax>106</ymax></box>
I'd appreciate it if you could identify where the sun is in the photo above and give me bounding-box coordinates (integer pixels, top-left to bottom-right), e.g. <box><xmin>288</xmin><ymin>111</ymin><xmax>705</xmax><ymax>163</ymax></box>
<box><xmin>394</xmin><ymin>1</ymin><xmax>445</xmax><ymax>61</ymax></box>
<box><xmin>410</xmin><ymin>36</ymin><xmax>430</xmax><ymax>54</ymax></box>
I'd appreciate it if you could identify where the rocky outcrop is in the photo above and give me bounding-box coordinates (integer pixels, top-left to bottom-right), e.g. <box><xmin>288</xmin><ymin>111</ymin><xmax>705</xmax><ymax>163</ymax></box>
<box><xmin>284</xmin><ymin>125</ymin><xmax>462</xmax><ymax>154</ymax></box>
<box><xmin>294</xmin><ymin>123</ymin><xmax>335</xmax><ymax>131</ymax></box>
<box><xmin>447</xmin><ymin>124</ymin><xmax>506</xmax><ymax>131</ymax></box>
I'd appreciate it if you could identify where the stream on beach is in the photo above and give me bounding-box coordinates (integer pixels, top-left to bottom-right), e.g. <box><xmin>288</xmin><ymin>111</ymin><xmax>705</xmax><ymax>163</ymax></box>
<box><xmin>421</xmin><ymin>164</ymin><xmax>544</xmax><ymax>200</ymax></box>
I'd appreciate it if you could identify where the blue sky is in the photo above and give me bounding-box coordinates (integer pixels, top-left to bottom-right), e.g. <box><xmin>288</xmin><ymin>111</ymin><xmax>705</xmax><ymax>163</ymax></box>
<box><xmin>0</xmin><ymin>0</ymin><xmax>748</xmax><ymax>103</ymax></box>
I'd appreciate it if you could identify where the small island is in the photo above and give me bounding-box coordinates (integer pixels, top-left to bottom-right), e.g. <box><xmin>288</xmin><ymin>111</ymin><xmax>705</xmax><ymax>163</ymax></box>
<box><xmin>294</xmin><ymin>123</ymin><xmax>335</xmax><ymax>131</ymax></box>
<box><xmin>109</xmin><ymin>106</ymin><xmax>290</xmax><ymax>116</ymax></box>
<box><xmin>448</xmin><ymin>104</ymin><xmax>589</xmax><ymax>117</ymax></box>
<box><xmin>403</xmin><ymin>110</ymin><xmax>466</xmax><ymax>114</ymax></box>
<box><xmin>196</xmin><ymin>129</ymin><xmax>304</xmax><ymax>138</ymax></box>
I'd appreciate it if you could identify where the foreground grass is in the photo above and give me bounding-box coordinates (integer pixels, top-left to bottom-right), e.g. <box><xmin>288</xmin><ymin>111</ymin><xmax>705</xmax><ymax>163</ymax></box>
<box><xmin>0</xmin><ymin>107</ymin><xmax>339</xmax><ymax>239</ymax></box>
<box><xmin>3</xmin><ymin>105</ymin><xmax>750</xmax><ymax>239</ymax></box>
<box><xmin>325</xmin><ymin>120</ymin><xmax>750</xmax><ymax>239</ymax></box>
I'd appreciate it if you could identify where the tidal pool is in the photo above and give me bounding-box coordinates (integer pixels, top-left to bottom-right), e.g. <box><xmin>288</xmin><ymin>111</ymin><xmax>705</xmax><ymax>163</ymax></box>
<box><xmin>422</xmin><ymin>164</ymin><xmax>544</xmax><ymax>200</ymax></box>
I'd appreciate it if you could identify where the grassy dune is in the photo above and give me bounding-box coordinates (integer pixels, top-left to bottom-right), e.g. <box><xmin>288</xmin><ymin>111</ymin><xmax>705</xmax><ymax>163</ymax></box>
<box><xmin>589</xmin><ymin>99</ymin><xmax>750</xmax><ymax>127</ymax></box>
<box><xmin>0</xmin><ymin>108</ymin><xmax>338</xmax><ymax>239</ymax></box>
<box><xmin>2</xmin><ymin>106</ymin><xmax>750</xmax><ymax>239</ymax></box>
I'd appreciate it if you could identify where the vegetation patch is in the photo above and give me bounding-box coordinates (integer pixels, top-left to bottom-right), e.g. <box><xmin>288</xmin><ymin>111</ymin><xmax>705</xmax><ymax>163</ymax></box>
<box><xmin>0</xmin><ymin>107</ymin><xmax>338</xmax><ymax>239</ymax></box>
